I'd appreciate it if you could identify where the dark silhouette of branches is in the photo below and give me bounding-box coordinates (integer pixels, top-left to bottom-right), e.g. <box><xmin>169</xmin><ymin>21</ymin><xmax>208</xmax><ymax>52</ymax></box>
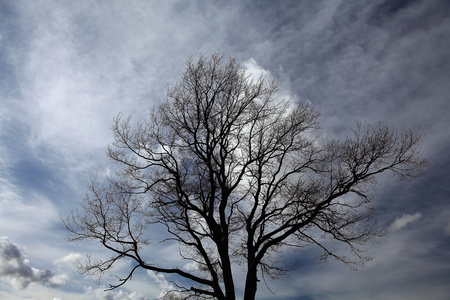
<box><xmin>63</xmin><ymin>52</ymin><xmax>428</xmax><ymax>300</ymax></box>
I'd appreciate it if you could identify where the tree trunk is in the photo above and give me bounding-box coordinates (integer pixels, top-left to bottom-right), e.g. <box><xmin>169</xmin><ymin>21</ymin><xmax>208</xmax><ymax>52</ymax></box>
<box><xmin>243</xmin><ymin>264</ymin><xmax>258</xmax><ymax>300</ymax></box>
<box><xmin>220</xmin><ymin>252</ymin><xmax>236</xmax><ymax>300</ymax></box>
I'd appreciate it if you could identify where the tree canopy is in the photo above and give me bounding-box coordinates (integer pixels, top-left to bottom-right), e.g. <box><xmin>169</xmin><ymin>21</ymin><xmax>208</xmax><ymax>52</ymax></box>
<box><xmin>64</xmin><ymin>52</ymin><xmax>428</xmax><ymax>300</ymax></box>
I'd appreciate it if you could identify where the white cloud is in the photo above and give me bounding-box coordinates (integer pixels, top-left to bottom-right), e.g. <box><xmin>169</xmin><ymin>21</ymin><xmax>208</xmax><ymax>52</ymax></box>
<box><xmin>89</xmin><ymin>287</ymin><xmax>150</xmax><ymax>300</ymax></box>
<box><xmin>0</xmin><ymin>237</ymin><xmax>68</xmax><ymax>289</ymax></box>
<box><xmin>54</xmin><ymin>253</ymin><xmax>82</xmax><ymax>267</ymax></box>
<box><xmin>183</xmin><ymin>262</ymin><xmax>199</xmax><ymax>272</ymax></box>
<box><xmin>390</xmin><ymin>213</ymin><xmax>423</xmax><ymax>232</ymax></box>
<box><xmin>242</xmin><ymin>58</ymin><xmax>271</xmax><ymax>82</ymax></box>
<box><xmin>242</xmin><ymin>57</ymin><xmax>298</xmax><ymax>113</ymax></box>
<box><xmin>147</xmin><ymin>271</ymin><xmax>175</xmax><ymax>298</ymax></box>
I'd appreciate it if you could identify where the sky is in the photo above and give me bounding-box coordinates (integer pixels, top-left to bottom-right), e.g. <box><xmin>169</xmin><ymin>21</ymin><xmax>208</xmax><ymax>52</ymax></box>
<box><xmin>0</xmin><ymin>0</ymin><xmax>449</xmax><ymax>299</ymax></box>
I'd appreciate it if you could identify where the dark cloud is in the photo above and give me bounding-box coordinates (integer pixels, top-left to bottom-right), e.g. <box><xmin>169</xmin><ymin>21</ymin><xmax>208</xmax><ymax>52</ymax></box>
<box><xmin>369</xmin><ymin>0</ymin><xmax>419</xmax><ymax>24</ymax></box>
<box><xmin>0</xmin><ymin>237</ymin><xmax>67</xmax><ymax>289</ymax></box>
<box><xmin>226</xmin><ymin>0</ymin><xmax>450</xmax><ymax>138</ymax></box>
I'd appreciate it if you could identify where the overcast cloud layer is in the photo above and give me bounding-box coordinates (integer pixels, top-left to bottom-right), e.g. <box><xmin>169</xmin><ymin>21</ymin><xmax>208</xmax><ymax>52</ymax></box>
<box><xmin>1</xmin><ymin>1</ymin><xmax>449</xmax><ymax>299</ymax></box>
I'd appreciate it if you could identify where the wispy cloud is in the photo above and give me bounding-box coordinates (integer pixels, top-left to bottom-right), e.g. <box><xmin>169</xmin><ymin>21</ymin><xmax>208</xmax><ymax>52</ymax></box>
<box><xmin>0</xmin><ymin>178</ymin><xmax>59</xmax><ymax>238</ymax></box>
<box><xmin>390</xmin><ymin>213</ymin><xmax>423</xmax><ymax>232</ymax></box>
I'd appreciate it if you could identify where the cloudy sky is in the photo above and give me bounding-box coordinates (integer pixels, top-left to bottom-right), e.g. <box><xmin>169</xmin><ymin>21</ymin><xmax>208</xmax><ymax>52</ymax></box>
<box><xmin>1</xmin><ymin>0</ymin><xmax>449</xmax><ymax>299</ymax></box>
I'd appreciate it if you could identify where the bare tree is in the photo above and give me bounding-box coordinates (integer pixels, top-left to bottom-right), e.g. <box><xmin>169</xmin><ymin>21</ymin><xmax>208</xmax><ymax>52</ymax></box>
<box><xmin>64</xmin><ymin>52</ymin><xmax>428</xmax><ymax>300</ymax></box>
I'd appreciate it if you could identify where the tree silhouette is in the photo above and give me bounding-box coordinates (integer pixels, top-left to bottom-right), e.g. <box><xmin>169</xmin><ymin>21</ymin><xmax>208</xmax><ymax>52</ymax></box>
<box><xmin>64</xmin><ymin>52</ymin><xmax>428</xmax><ymax>300</ymax></box>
